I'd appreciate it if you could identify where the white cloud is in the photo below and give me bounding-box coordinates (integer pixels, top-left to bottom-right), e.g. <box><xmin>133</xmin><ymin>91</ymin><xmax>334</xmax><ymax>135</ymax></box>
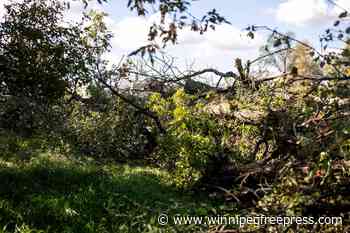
<box><xmin>275</xmin><ymin>0</ymin><xmax>350</xmax><ymax>27</ymax></box>
<box><xmin>111</xmin><ymin>13</ymin><xmax>263</xmax><ymax>53</ymax></box>
<box><xmin>109</xmin><ymin>14</ymin><xmax>265</xmax><ymax>70</ymax></box>
<box><xmin>63</xmin><ymin>0</ymin><xmax>115</xmax><ymax>26</ymax></box>
<box><xmin>172</xmin><ymin>25</ymin><xmax>263</xmax><ymax>70</ymax></box>
<box><xmin>111</xmin><ymin>16</ymin><xmax>150</xmax><ymax>50</ymax></box>
<box><xmin>0</xmin><ymin>0</ymin><xmax>11</xmax><ymax>20</ymax></box>
<box><xmin>0</xmin><ymin>0</ymin><xmax>264</xmax><ymax>71</ymax></box>
<box><xmin>332</xmin><ymin>0</ymin><xmax>350</xmax><ymax>15</ymax></box>
<box><xmin>111</xmin><ymin>12</ymin><xmax>179</xmax><ymax>50</ymax></box>
<box><xmin>177</xmin><ymin>27</ymin><xmax>204</xmax><ymax>45</ymax></box>
<box><xmin>205</xmin><ymin>24</ymin><xmax>263</xmax><ymax>50</ymax></box>
<box><xmin>63</xmin><ymin>1</ymin><xmax>86</xmax><ymax>23</ymax></box>
<box><xmin>0</xmin><ymin>0</ymin><xmax>111</xmax><ymax>25</ymax></box>
<box><xmin>276</xmin><ymin>0</ymin><xmax>331</xmax><ymax>26</ymax></box>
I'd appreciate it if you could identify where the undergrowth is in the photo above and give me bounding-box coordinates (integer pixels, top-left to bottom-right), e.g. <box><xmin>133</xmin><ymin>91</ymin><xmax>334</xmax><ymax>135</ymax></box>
<box><xmin>0</xmin><ymin>152</ymin><xmax>234</xmax><ymax>233</ymax></box>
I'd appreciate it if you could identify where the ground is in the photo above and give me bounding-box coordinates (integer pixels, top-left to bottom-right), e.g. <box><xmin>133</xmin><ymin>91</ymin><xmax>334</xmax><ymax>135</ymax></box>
<box><xmin>0</xmin><ymin>152</ymin><xmax>235</xmax><ymax>233</ymax></box>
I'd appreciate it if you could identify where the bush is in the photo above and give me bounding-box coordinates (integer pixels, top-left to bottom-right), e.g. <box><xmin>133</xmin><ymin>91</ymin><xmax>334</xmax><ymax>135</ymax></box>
<box><xmin>148</xmin><ymin>89</ymin><xmax>232</xmax><ymax>187</ymax></box>
<box><xmin>64</xmin><ymin>98</ymin><xmax>151</xmax><ymax>161</ymax></box>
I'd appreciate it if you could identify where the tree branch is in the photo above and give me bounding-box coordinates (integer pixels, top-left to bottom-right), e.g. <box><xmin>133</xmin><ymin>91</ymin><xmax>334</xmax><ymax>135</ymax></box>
<box><xmin>95</xmin><ymin>62</ymin><xmax>166</xmax><ymax>134</ymax></box>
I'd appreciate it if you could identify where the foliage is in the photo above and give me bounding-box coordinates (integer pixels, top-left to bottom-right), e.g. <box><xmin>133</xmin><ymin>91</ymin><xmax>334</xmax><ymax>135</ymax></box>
<box><xmin>65</xmin><ymin>95</ymin><xmax>152</xmax><ymax>161</ymax></box>
<box><xmin>0</xmin><ymin>96</ymin><xmax>66</xmax><ymax>136</ymax></box>
<box><xmin>148</xmin><ymin>90</ymin><xmax>225</xmax><ymax>187</ymax></box>
<box><xmin>0</xmin><ymin>0</ymin><xmax>94</xmax><ymax>101</ymax></box>
<box><xmin>1</xmin><ymin>0</ymin><xmax>350</xmax><ymax>232</ymax></box>
<box><xmin>149</xmin><ymin>51</ymin><xmax>350</xmax><ymax>230</ymax></box>
<box><xmin>0</xmin><ymin>0</ymin><xmax>105</xmax><ymax>135</ymax></box>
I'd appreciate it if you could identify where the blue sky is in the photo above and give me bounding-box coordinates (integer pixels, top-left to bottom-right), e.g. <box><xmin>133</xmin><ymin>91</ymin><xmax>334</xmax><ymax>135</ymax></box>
<box><xmin>92</xmin><ymin>0</ymin><xmax>349</xmax><ymax>70</ymax></box>
<box><xmin>99</xmin><ymin>0</ymin><xmax>346</xmax><ymax>42</ymax></box>
<box><xmin>1</xmin><ymin>0</ymin><xmax>349</xmax><ymax>71</ymax></box>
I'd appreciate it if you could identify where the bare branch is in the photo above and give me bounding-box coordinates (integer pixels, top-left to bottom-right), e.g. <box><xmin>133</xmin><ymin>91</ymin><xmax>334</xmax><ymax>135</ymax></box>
<box><xmin>95</xmin><ymin>62</ymin><xmax>166</xmax><ymax>134</ymax></box>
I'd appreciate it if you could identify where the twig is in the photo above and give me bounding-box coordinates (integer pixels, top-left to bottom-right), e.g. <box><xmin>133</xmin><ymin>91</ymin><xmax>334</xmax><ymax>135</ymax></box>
<box><xmin>95</xmin><ymin>61</ymin><xmax>166</xmax><ymax>134</ymax></box>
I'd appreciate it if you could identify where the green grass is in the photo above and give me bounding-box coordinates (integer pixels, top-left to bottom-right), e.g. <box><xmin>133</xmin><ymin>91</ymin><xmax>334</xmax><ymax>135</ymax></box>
<box><xmin>0</xmin><ymin>152</ymin><xmax>235</xmax><ymax>233</ymax></box>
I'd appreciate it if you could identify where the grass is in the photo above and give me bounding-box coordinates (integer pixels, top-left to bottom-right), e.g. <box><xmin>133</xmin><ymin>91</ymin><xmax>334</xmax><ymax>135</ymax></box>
<box><xmin>0</xmin><ymin>152</ymin><xmax>235</xmax><ymax>233</ymax></box>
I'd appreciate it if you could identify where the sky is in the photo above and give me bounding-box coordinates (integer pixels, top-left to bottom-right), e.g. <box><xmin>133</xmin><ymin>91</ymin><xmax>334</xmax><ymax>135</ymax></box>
<box><xmin>1</xmin><ymin>0</ymin><xmax>350</xmax><ymax>72</ymax></box>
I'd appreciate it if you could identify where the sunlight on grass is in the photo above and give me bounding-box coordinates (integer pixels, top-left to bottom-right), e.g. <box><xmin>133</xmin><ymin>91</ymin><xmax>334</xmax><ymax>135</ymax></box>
<box><xmin>0</xmin><ymin>152</ymin><xmax>231</xmax><ymax>233</ymax></box>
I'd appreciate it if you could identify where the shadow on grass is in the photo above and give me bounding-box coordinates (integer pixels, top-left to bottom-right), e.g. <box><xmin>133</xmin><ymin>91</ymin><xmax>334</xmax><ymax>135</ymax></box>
<box><xmin>0</xmin><ymin>157</ymin><xmax>221</xmax><ymax>233</ymax></box>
